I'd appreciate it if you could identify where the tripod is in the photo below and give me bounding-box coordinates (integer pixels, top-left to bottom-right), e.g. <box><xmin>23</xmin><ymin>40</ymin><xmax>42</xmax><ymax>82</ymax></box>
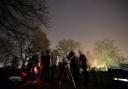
<box><xmin>58</xmin><ymin>57</ymin><xmax>76</xmax><ymax>88</ymax></box>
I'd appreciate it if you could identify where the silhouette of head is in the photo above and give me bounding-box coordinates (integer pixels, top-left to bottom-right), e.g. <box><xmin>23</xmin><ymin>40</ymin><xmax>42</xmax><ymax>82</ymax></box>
<box><xmin>67</xmin><ymin>51</ymin><xmax>75</xmax><ymax>60</ymax></box>
<box><xmin>79</xmin><ymin>51</ymin><xmax>82</xmax><ymax>55</ymax></box>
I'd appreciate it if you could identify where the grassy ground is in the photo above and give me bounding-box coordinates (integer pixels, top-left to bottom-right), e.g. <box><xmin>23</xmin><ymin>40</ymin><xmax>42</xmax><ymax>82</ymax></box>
<box><xmin>16</xmin><ymin>71</ymin><xmax>128</xmax><ymax>89</ymax></box>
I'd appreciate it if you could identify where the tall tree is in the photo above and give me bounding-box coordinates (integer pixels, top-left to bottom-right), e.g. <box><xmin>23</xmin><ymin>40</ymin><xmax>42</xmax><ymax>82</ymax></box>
<box><xmin>56</xmin><ymin>39</ymin><xmax>80</xmax><ymax>60</ymax></box>
<box><xmin>31</xmin><ymin>30</ymin><xmax>50</xmax><ymax>53</ymax></box>
<box><xmin>0</xmin><ymin>0</ymin><xmax>49</xmax><ymax>66</ymax></box>
<box><xmin>94</xmin><ymin>39</ymin><xmax>126</xmax><ymax>68</ymax></box>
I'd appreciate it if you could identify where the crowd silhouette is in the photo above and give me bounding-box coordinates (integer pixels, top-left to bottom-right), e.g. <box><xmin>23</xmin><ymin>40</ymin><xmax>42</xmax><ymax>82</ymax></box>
<box><xmin>1</xmin><ymin>49</ymin><xmax>128</xmax><ymax>89</ymax></box>
<box><xmin>19</xmin><ymin>49</ymin><xmax>88</xmax><ymax>88</ymax></box>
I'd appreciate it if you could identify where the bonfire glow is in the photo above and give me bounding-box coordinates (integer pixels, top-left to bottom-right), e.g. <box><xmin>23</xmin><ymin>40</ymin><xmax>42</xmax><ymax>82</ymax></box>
<box><xmin>34</xmin><ymin>66</ymin><xmax>39</xmax><ymax>74</ymax></box>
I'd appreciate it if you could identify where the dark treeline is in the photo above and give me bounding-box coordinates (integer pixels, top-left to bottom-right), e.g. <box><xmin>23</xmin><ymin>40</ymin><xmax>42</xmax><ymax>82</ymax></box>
<box><xmin>0</xmin><ymin>0</ymin><xmax>50</xmax><ymax>67</ymax></box>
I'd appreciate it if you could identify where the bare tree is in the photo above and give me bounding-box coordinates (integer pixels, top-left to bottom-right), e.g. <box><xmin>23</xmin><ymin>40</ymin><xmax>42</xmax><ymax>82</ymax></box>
<box><xmin>0</xmin><ymin>0</ymin><xmax>49</xmax><ymax>66</ymax></box>
<box><xmin>56</xmin><ymin>39</ymin><xmax>80</xmax><ymax>59</ymax></box>
<box><xmin>31</xmin><ymin>30</ymin><xmax>50</xmax><ymax>53</ymax></box>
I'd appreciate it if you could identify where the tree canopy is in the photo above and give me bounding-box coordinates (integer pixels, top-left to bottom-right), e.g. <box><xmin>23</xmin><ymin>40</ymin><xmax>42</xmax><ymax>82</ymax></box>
<box><xmin>94</xmin><ymin>39</ymin><xmax>127</xmax><ymax>69</ymax></box>
<box><xmin>0</xmin><ymin>0</ymin><xmax>49</xmax><ymax>66</ymax></box>
<box><xmin>31</xmin><ymin>30</ymin><xmax>50</xmax><ymax>53</ymax></box>
<box><xmin>56</xmin><ymin>39</ymin><xmax>80</xmax><ymax>59</ymax></box>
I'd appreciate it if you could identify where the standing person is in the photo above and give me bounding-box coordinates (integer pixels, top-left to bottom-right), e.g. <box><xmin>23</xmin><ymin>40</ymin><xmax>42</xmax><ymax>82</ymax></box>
<box><xmin>58</xmin><ymin>52</ymin><xmax>77</xmax><ymax>88</ymax></box>
<box><xmin>40</xmin><ymin>50</ymin><xmax>51</xmax><ymax>82</ymax></box>
<box><xmin>27</xmin><ymin>54</ymin><xmax>39</xmax><ymax>81</ymax></box>
<box><xmin>50</xmin><ymin>50</ymin><xmax>57</xmax><ymax>81</ymax></box>
<box><xmin>79</xmin><ymin>51</ymin><xmax>88</xmax><ymax>84</ymax></box>
<box><xmin>67</xmin><ymin>51</ymin><xmax>79</xmax><ymax>85</ymax></box>
<box><xmin>74</xmin><ymin>55</ymin><xmax>80</xmax><ymax>85</ymax></box>
<box><xmin>58</xmin><ymin>57</ymin><xmax>69</xmax><ymax>87</ymax></box>
<box><xmin>40</xmin><ymin>51</ymin><xmax>46</xmax><ymax>81</ymax></box>
<box><xmin>45</xmin><ymin>49</ymin><xmax>51</xmax><ymax>81</ymax></box>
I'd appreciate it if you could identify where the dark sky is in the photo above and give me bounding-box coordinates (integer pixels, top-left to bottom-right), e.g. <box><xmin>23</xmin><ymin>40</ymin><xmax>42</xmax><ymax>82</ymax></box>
<box><xmin>48</xmin><ymin>0</ymin><xmax>128</xmax><ymax>55</ymax></box>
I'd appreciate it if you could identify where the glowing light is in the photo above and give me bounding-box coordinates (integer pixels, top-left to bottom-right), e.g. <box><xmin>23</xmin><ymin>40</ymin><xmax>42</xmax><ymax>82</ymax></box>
<box><xmin>114</xmin><ymin>78</ymin><xmax>128</xmax><ymax>82</ymax></box>
<box><xmin>90</xmin><ymin>58</ymin><xmax>108</xmax><ymax>71</ymax></box>
<box><xmin>114</xmin><ymin>78</ymin><xmax>118</xmax><ymax>80</ymax></box>
<box><xmin>34</xmin><ymin>66</ymin><xmax>39</xmax><ymax>74</ymax></box>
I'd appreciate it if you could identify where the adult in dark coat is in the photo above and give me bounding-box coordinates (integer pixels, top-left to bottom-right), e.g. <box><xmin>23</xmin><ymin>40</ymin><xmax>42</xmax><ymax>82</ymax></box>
<box><xmin>40</xmin><ymin>51</ymin><xmax>46</xmax><ymax>81</ymax></box>
<box><xmin>45</xmin><ymin>50</ymin><xmax>51</xmax><ymax>81</ymax></box>
<box><xmin>27</xmin><ymin>54</ymin><xmax>39</xmax><ymax>80</ymax></box>
<box><xmin>67</xmin><ymin>51</ymin><xmax>79</xmax><ymax>85</ymax></box>
<box><xmin>40</xmin><ymin>50</ymin><xmax>50</xmax><ymax>81</ymax></box>
<box><xmin>50</xmin><ymin>50</ymin><xmax>57</xmax><ymax>80</ymax></box>
<box><xmin>79</xmin><ymin>51</ymin><xmax>88</xmax><ymax>84</ymax></box>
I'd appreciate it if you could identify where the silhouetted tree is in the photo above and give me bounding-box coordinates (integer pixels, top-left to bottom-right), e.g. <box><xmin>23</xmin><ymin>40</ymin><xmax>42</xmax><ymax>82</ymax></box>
<box><xmin>56</xmin><ymin>39</ymin><xmax>80</xmax><ymax>60</ymax></box>
<box><xmin>0</xmin><ymin>0</ymin><xmax>49</xmax><ymax>66</ymax></box>
<box><xmin>94</xmin><ymin>39</ymin><xmax>127</xmax><ymax>68</ymax></box>
<box><xmin>31</xmin><ymin>31</ymin><xmax>50</xmax><ymax>53</ymax></box>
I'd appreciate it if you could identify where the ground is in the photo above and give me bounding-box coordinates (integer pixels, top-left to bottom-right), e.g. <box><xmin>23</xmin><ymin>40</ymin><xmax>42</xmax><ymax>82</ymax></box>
<box><xmin>16</xmin><ymin>71</ymin><xmax>128</xmax><ymax>89</ymax></box>
<box><xmin>15</xmin><ymin>80</ymin><xmax>128</xmax><ymax>89</ymax></box>
<box><xmin>1</xmin><ymin>68</ymin><xmax>128</xmax><ymax>89</ymax></box>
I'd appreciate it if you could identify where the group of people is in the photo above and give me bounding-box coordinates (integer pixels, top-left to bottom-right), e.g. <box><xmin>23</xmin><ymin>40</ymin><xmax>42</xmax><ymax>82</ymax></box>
<box><xmin>25</xmin><ymin>49</ymin><xmax>88</xmax><ymax>85</ymax></box>
<box><xmin>25</xmin><ymin>49</ymin><xmax>58</xmax><ymax>82</ymax></box>
<box><xmin>59</xmin><ymin>51</ymin><xmax>88</xmax><ymax>85</ymax></box>
<box><xmin>40</xmin><ymin>49</ymin><xmax>57</xmax><ymax>81</ymax></box>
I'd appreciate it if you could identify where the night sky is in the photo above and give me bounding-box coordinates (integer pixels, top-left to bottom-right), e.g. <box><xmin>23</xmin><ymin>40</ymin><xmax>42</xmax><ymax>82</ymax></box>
<box><xmin>48</xmin><ymin>0</ymin><xmax>128</xmax><ymax>55</ymax></box>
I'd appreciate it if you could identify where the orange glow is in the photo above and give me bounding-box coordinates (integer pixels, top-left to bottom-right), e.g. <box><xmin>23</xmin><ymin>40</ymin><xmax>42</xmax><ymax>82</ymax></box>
<box><xmin>34</xmin><ymin>66</ymin><xmax>39</xmax><ymax>74</ymax></box>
